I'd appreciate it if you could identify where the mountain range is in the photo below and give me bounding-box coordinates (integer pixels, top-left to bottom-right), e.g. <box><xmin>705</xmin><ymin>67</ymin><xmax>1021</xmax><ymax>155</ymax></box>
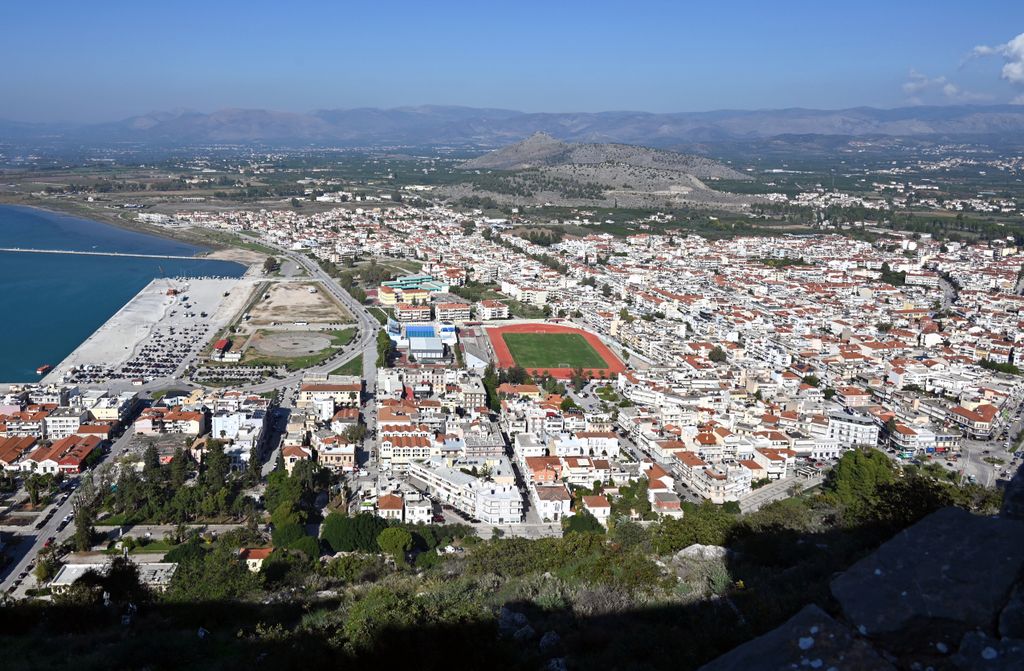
<box><xmin>4</xmin><ymin>104</ymin><xmax>1024</xmax><ymax>148</ymax></box>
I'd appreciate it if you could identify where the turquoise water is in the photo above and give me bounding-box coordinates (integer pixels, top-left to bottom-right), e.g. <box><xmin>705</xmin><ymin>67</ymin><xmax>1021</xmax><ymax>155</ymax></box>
<box><xmin>0</xmin><ymin>205</ymin><xmax>244</xmax><ymax>382</ymax></box>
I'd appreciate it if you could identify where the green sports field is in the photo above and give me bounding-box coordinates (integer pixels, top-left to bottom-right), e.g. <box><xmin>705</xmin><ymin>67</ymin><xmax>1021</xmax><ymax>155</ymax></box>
<box><xmin>501</xmin><ymin>332</ymin><xmax>607</xmax><ymax>369</ymax></box>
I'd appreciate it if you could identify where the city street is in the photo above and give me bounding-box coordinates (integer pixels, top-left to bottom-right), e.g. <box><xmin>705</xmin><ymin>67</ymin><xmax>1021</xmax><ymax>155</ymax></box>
<box><xmin>0</xmin><ymin>426</ymin><xmax>139</xmax><ymax>598</ymax></box>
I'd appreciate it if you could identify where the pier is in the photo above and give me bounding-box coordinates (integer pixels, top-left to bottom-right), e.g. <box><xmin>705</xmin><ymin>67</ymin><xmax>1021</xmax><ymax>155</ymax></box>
<box><xmin>0</xmin><ymin>247</ymin><xmax>204</xmax><ymax>261</ymax></box>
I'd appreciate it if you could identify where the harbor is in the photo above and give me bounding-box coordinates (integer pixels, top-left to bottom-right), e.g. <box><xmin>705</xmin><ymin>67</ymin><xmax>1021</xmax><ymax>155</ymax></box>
<box><xmin>0</xmin><ymin>204</ymin><xmax>250</xmax><ymax>382</ymax></box>
<box><xmin>41</xmin><ymin>277</ymin><xmax>256</xmax><ymax>387</ymax></box>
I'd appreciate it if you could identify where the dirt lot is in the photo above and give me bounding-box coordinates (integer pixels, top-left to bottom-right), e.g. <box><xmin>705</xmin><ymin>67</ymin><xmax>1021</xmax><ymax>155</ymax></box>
<box><xmin>250</xmin><ymin>331</ymin><xmax>333</xmax><ymax>357</ymax></box>
<box><xmin>247</xmin><ymin>281</ymin><xmax>352</xmax><ymax>326</ymax></box>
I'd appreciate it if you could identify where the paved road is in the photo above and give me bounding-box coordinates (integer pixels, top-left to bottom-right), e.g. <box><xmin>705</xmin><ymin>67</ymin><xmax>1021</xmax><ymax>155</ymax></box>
<box><xmin>1</xmin><ymin>245</ymin><xmax>383</xmax><ymax>599</ymax></box>
<box><xmin>240</xmin><ymin>245</ymin><xmax>381</xmax><ymax>395</ymax></box>
<box><xmin>938</xmin><ymin>276</ymin><xmax>959</xmax><ymax>309</ymax></box>
<box><xmin>739</xmin><ymin>474</ymin><xmax>825</xmax><ymax>512</ymax></box>
<box><xmin>0</xmin><ymin>426</ymin><xmax>139</xmax><ymax>598</ymax></box>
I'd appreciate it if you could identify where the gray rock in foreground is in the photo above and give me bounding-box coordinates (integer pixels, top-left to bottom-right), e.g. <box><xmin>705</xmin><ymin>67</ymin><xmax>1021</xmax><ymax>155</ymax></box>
<box><xmin>953</xmin><ymin>632</ymin><xmax>1024</xmax><ymax>670</ymax></box>
<box><xmin>831</xmin><ymin>508</ymin><xmax>1024</xmax><ymax>645</ymax></box>
<box><xmin>697</xmin><ymin>604</ymin><xmax>895</xmax><ymax>671</ymax></box>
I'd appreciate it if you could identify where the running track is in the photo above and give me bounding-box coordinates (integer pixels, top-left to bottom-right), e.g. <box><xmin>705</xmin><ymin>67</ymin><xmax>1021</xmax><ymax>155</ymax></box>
<box><xmin>485</xmin><ymin>323</ymin><xmax>626</xmax><ymax>379</ymax></box>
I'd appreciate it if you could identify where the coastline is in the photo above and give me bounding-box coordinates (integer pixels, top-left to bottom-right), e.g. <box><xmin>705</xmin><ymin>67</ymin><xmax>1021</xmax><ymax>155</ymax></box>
<box><xmin>0</xmin><ymin>203</ymin><xmax>266</xmax><ymax>384</ymax></box>
<box><xmin>41</xmin><ymin>276</ymin><xmax>253</xmax><ymax>386</ymax></box>
<box><xmin>0</xmin><ymin>196</ymin><xmax>270</xmax><ymax>260</ymax></box>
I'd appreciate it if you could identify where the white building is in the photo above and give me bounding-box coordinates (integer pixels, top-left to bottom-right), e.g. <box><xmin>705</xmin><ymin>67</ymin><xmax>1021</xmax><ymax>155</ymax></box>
<box><xmin>827</xmin><ymin>411</ymin><xmax>879</xmax><ymax>449</ymax></box>
<box><xmin>407</xmin><ymin>458</ymin><xmax>523</xmax><ymax>524</ymax></box>
<box><xmin>44</xmin><ymin>407</ymin><xmax>89</xmax><ymax>440</ymax></box>
<box><xmin>532</xmin><ymin>484</ymin><xmax>572</xmax><ymax>522</ymax></box>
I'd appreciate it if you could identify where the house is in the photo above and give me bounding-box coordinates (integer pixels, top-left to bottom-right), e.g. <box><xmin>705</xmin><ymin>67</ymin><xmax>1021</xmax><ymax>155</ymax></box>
<box><xmin>239</xmin><ymin>547</ymin><xmax>274</xmax><ymax>572</ymax></box>
<box><xmin>524</xmin><ymin>456</ymin><xmax>562</xmax><ymax>484</ymax></box>
<box><xmin>43</xmin><ymin>407</ymin><xmax>89</xmax><ymax>440</ymax></box>
<box><xmin>404</xmin><ymin>494</ymin><xmax>433</xmax><ymax>524</ymax></box>
<box><xmin>533</xmin><ymin>484</ymin><xmax>572</xmax><ymax>522</ymax></box>
<box><xmin>828</xmin><ymin>411</ymin><xmax>879</xmax><ymax>449</ymax></box>
<box><xmin>836</xmin><ymin>386</ymin><xmax>872</xmax><ymax>409</ymax></box>
<box><xmin>134</xmin><ymin>406</ymin><xmax>207</xmax><ymax>436</ymax></box>
<box><xmin>329</xmin><ymin>407</ymin><xmax>361</xmax><ymax>434</ymax></box>
<box><xmin>282</xmin><ymin>445</ymin><xmax>311</xmax><ymax>474</ymax></box>
<box><xmin>0</xmin><ymin>436</ymin><xmax>37</xmax><ymax>471</ymax></box>
<box><xmin>395</xmin><ymin>303</ymin><xmax>432</xmax><ymax>322</ymax></box>
<box><xmin>23</xmin><ymin>435</ymin><xmax>100</xmax><ymax>474</ymax></box>
<box><xmin>652</xmin><ymin>491</ymin><xmax>684</xmax><ymax>518</ymax></box>
<box><xmin>752</xmin><ymin>447</ymin><xmax>793</xmax><ymax>480</ymax></box>
<box><xmin>377</xmin><ymin>493</ymin><xmax>405</xmax><ymax>521</ymax></box>
<box><xmin>581</xmin><ymin>494</ymin><xmax>611</xmax><ymax>526</ymax></box>
<box><xmin>316</xmin><ymin>434</ymin><xmax>357</xmax><ymax>472</ymax></box>
<box><xmin>297</xmin><ymin>379</ymin><xmax>361</xmax><ymax>409</ymax></box>
<box><xmin>50</xmin><ymin>561</ymin><xmax>178</xmax><ymax>594</ymax></box>
<box><xmin>378</xmin><ymin>425</ymin><xmax>433</xmax><ymax>466</ymax></box>
<box><xmin>575</xmin><ymin>430</ymin><xmax>620</xmax><ymax>458</ymax></box>
<box><xmin>948</xmin><ymin>404</ymin><xmax>998</xmax><ymax>438</ymax></box>
<box><xmin>434</xmin><ymin>303</ymin><xmax>472</xmax><ymax>322</ymax></box>
<box><xmin>406</xmin><ymin>458</ymin><xmax>523</xmax><ymax>524</ymax></box>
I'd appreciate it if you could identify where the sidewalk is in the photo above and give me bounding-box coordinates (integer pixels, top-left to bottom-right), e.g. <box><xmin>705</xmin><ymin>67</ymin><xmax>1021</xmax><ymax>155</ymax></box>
<box><xmin>739</xmin><ymin>474</ymin><xmax>824</xmax><ymax>513</ymax></box>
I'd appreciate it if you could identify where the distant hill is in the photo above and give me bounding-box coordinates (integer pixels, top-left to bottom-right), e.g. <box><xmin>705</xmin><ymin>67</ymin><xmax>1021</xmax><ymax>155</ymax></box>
<box><xmin>462</xmin><ymin>132</ymin><xmax>749</xmax><ymax>180</ymax></box>
<box><xmin>442</xmin><ymin>133</ymin><xmax>755</xmax><ymax>210</ymax></box>
<box><xmin>5</xmin><ymin>104</ymin><xmax>1024</xmax><ymax>148</ymax></box>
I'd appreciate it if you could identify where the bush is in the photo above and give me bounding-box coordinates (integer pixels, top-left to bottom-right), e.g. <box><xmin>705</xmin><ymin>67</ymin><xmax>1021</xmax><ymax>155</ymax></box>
<box><xmin>323</xmin><ymin>553</ymin><xmax>385</xmax><ymax>583</ymax></box>
<box><xmin>321</xmin><ymin>513</ymin><xmax>387</xmax><ymax>554</ymax></box>
<box><xmin>377</xmin><ymin>527</ymin><xmax>414</xmax><ymax>566</ymax></box>
<box><xmin>272</xmin><ymin>522</ymin><xmax>306</xmax><ymax>548</ymax></box>
<box><xmin>563</xmin><ymin>510</ymin><xmax>605</xmax><ymax>536</ymax></box>
<box><xmin>651</xmin><ymin>503</ymin><xmax>737</xmax><ymax>554</ymax></box>
<box><xmin>287</xmin><ymin>534</ymin><xmax>322</xmax><ymax>562</ymax></box>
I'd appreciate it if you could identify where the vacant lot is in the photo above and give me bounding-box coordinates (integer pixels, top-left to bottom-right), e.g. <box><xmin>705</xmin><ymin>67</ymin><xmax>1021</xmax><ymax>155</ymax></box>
<box><xmin>247</xmin><ymin>282</ymin><xmax>351</xmax><ymax>326</ymax></box>
<box><xmin>501</xmin><ymin>332</ymin><xmax>607</xmax><ymax>369</ymax></box>
<box><xmin>244</xmin><ymin>328</ymin><xmax>356</xmax><ymax>371</ymax></box>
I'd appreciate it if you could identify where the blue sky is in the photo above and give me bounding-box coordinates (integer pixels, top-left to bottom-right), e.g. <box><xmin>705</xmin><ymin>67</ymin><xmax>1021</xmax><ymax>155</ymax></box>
<box><xmin>3</xmin><ymin>0</ymin><xmax>1024</xmax><ymax>121</ymax></box>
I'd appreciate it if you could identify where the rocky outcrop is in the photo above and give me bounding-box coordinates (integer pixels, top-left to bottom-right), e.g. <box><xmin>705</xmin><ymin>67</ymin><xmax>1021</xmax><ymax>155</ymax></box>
<box><xmin>831</xmin><ymin>507</ymin><xmax>1024</xmax><ymax>646</ymax></box>
<box><xmin>698</xmin><ymin>604</ymin><xmax>895</xmax><ymax>670</ymax></box>
<box><xmin>700</xmin><ymin>506</ymin><xmax>1024</xmax><ymax>670</ymax></box>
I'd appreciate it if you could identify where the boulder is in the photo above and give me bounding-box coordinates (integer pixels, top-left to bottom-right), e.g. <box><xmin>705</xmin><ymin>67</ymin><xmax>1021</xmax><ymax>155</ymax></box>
<box><xmin>831</xmin><ymin>507</ymin><xmax>1024</xmax><ymax>648</ymax></box>
<box><xmin>675</xmin><ymin>544</ymin><xmax>729</xmax><ymax>562</ymax></box>
<box><xmin>498</xmin><ymin>606</ymin><xmax>529</xmax><ymax>634</ymax></box>
<box><xmin>539</xmin><ymin>630</ymin><xmax>562</xmax><ymax>653</ymax></box>
<box><xmin>999</xmin><ymin>583</ymin><xmax>1024</xmax><ymax>640</ymax></box>
<box><xmin>698</xmin><ymin>604</ymin><xmax>894</xmax><ymax>671</ymax></box>
<box><xmin>952</xmin><ymin>631</ymin><xmax>1024</xmax><ymax>670</ymax></box>
<box><xmin>513</xmin><ymin>624</ymin><xmax>536</xmax><ymax>642</ymax></box>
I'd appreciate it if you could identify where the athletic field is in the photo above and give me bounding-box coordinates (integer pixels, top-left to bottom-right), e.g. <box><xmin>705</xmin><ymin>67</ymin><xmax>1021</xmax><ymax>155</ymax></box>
<box><xmin>486</xmin><ymin>323</ymin><xmax>625</xmax><ymax>379</ymax></box>
<box><xmin>502</xmin><ymin>332</ymin><xmax>607</xmax><ymax>369</ymax></box>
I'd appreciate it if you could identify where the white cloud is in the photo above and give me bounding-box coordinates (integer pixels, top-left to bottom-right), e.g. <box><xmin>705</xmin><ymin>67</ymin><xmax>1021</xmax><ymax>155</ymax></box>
<box><xmin>903</xmin><ymin>69</ymin><xmax>946</xmax><ymax>96</ymax></box>
<box><xmin>901</xmin><ymin>69</ymin><xmax>989</xmax><ymax>103</ymax></box>
<box><xmin>970</xmin><ymin>32</ymin><xmax>1024</xmax><ymax>85</ymax></box>
<box><xmin>1012</xmin><ymin>94</ymin><xmax>1024</xmax><ymax>105</ymax></box>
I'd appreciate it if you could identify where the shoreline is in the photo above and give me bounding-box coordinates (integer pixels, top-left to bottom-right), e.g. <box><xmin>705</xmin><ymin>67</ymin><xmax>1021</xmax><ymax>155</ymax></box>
<box><xmin>41</xmin><ymin>276</ymin><xmax>253</xmax><ymax>387</ymax></box>
<box><xmin>0</xmin><ymin>202</ymin><xmax>266</xmax><ymax>385</ymax></box>
<box><xmin>0</xmin><ymin>197</ymin><xmax>234</xmax><ymax>254</ymax></box>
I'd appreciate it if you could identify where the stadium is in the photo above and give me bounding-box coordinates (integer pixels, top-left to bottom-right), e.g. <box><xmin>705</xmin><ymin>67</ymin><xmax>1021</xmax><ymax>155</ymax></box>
<box><xmin>485</xmin><ymin>323</ymin><xmax>625</xmax><ymax>379</ymax></box>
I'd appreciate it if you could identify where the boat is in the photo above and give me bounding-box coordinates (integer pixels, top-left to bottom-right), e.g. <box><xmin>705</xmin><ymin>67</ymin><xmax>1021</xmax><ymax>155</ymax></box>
<box><xmin>36</xmin><ymin>364</ymin><xmax>52</xmax><ymax>375</ymax></box>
